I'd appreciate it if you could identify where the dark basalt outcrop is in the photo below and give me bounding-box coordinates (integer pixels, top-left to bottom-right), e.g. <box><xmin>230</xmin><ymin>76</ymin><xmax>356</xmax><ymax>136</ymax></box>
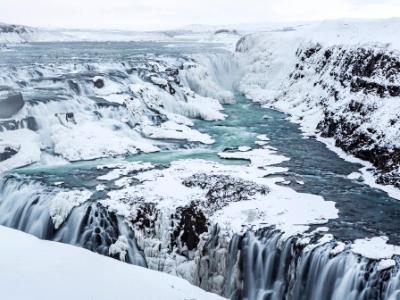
<box><xmin>0</xmin><ymin>146</ymin><xmax>18</xmax><ymax>162</ymax></box>
<box><xmin>172</xmin><ymin>202</ymin><xmax>208</xmax><ymax>251</ymax></box>
<box><xmin>0</xmin><ymin>116</ymin><xmax>38</xmax><ymax>132</ymax></box>
<box><xmin>291</xmin><ymin>44</ymin><xmax>400</xmax><ymax>187</ymax></box>
<box><xmin>132</xmin><ymin>202</ymin><xmax>157</xmax><ymax>231</ymax></box>
<box><xmin>182</xmin><ymin>173</ymin><xmax>269</xmax><ymax>211</ymax></box>
<box><xmin>0</xmin><ymin>24</ymin><xmax>29</xmax><ymax>34</ymax></box>
<box><xmin>214</xmin><ymin>29</ymin><xmax>239</xmax><ymax>35</ymax></box>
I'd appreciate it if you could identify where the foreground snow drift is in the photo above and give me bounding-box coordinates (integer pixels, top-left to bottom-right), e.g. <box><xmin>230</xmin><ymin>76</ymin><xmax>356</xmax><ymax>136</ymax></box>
<box><xmin>0</xmin><ymin>226</ymin><xmax>223</xmax><ymax>300</ymax></box>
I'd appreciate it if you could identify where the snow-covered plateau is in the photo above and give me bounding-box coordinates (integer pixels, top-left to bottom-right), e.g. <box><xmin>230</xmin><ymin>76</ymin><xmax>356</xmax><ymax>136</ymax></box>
<box><xmin>1</xmin><ymin>18</ymin><xmax>400</xmax><ymax>300</ymax></box>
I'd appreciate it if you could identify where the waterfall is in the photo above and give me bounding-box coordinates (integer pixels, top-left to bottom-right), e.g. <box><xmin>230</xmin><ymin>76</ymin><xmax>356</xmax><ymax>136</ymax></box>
<box><xmin>179</xmin><ymin>52</ymin><xmax>241</xmax><ymax>103</ymax></box>
<box><xmin>224</xmin><ymin>230</ymin><xmax>400</xmax><ymax>300</ymax></box>
<box><xmin>1</xmin><ymin>174</ymin><xmax>400</xmax><ymax>299</ymax></box>
<box><xmin>0</xmin><ymin>175</ymin><xmax>146</xmax><ymax>266</ymax></box>
<box><xmin>193</xmin><ymin>53</ymin><xmax>242</xmax><ymax>92</ymax></box>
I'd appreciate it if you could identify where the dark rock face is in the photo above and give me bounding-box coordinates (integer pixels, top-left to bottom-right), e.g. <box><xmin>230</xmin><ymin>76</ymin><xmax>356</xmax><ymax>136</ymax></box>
<box><xmin>0</xmin><ymin>146</ymin><xmax>18</xmax><ymax>162</ymax></box>
<box><xmin>0</xmin><ymin>116</ymin><xmax>38</xmax><ymax>132</ymax></box>
<box><xmin>93</xmin><ymin>78</ymin><xmax>105</xmax><ymax>89</ymax></box>
<box><xmin>132</xmin><ymin>202</ymin><xmax>157</xmax><ymax>230</ymax></box>
<box><xmin>172</xmin><ymin>202</ymin><xmax>208</xmax><ymax>251</ymax></box>
<box><xmin>149</xmin><ymin>114</ymin><xmax>168</xmax><ymax>126</ymax></box>
<box><xmin>65</xmin><ymin>112</ymin><xmax>75</xmax><ymax>123</ymax></box>
<box><xmin>235</xmin><ymin>35</ymin><xmax>253</xmax><ymax>53</ymax></box>
<box><xmin>376</xmin><ymin>171</ymin><xmax>400</xmax><ymax>188</ymax></box>
<box><xmin>214</xmin><ymin>29</ymin><xmax>239</xmax><ymax>35</ymax></box>
<box><xmin>183</xmin><ymin>173</ymin><xmax>269</xmax><ymax>211</ymax></box>
<box><xmin>291</xmin><ymin>45</ymin><xmax>400</xmax><ymax>187</ymax></box>
<box><xmin>0</xmin><ymin>92</ymin><xmax>25</xmax><ymax>119</ymax></box>
<box><xmin>0</xmin><ymin>24</ymin><xmax>29</xmax><ymax>34</ymax></box>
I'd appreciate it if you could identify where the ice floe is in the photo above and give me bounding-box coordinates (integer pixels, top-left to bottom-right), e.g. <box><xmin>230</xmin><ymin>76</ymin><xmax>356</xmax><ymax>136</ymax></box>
<box><xmin>351</xmin><ymin>236</ymin><xmax>400</xmax><ymax>260</ymax></box>
<box><xmin>218</xmin><ymin>147</ymin><xmax>290</xmax><ymax>168</ymax></box>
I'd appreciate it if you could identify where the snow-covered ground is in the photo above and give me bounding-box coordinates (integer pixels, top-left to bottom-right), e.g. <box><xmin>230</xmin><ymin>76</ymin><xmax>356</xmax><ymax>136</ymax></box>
<box><xmin>0</xmin><ymin>226</ymin><xmax>223</xmax><ymax>300</ymax></box>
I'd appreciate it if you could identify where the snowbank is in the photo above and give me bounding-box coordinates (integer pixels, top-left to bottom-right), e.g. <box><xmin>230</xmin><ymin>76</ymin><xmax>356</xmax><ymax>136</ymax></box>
<box><xmin>0</xmin><ymin>226</ymin><xmax>223</xmax><ymax>300</ymax></box>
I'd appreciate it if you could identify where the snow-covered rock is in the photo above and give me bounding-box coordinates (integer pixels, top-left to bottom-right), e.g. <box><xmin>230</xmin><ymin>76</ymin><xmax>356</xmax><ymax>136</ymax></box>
<box><xmin>347</xmin><ymin>172</ymin><xmax>363</xmax><ymax>181</ymax></box>
<box><xmin>238</xmin><ymin>19</ymin><xmax>400</xmax><ymax>189</ymax></box>
<box><xmin>109</xmin><ymin>235</ymin><xmax>130</xmax><ymax>262</ymax></box>
<box><xmin>0</xmin><ymin>24</ymin><xmax>35</xmax><ymax>45</ymax></box>
<box><xmin>95</xmin><ymin>158</ymin><xmax>337</xmax><ymax>291</ymax></box>
<box><xmin>0</xmin><ymin>129</ymin><xmax>41</xmax><ymax>172</ymax></box>
<box><xmin>48</xmin><ymin>190</ymin><xmax>93</xmax><ymax>229</ymax></box>
<box><xmin>97</xmin><ymin>161</ymin><xmax>155</xmax><ymax>181</ymax></box>
<box><xmin>218</xmin><ymin>147</ymin><xmax>290</xmax><ymax>168</ymax></box>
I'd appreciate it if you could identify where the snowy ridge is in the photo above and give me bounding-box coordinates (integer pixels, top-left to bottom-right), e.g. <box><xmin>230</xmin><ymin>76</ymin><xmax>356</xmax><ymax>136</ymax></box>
<box><xmin>0</xmin><ymin>22</ymin><xmax>243</xmax><ymax>46</ymax></box>
<box><xmin>237</xmin><ymin>19</ymin><xmax>400</xmax><ymax>189</ymax></box>
<box><xmin>0</xmin><ymin>23</ymin><xmax>173</xmax><ymax>44</ymax></box>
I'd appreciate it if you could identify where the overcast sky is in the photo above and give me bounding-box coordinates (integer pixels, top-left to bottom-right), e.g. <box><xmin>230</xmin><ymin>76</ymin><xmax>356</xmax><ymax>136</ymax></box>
<box><xmin>1</xmin><ymin>0</ymin><xmax>400</xmax><ymax>30</ymax></box>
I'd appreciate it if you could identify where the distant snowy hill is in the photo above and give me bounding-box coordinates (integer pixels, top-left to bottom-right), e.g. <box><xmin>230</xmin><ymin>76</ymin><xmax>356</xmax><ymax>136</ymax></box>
<box><xmin>237</xmin><ymin>18</ymin><xmax>400</xmax><ymax>189</ymax></box>
<box><xmin>0</xmin><ymin>23</ymin><xmax>36</xmax><ymax>44</ymax></box>
<box><xmin>0</xmin><ymin>22</ymin><xmax>242</xmax><ymax>45</ymax></box>
<box><xmin>0</xmin><ymin>23</ymin><xmax>174</xmax><ymax>44</ymax></box>
<box><xmin>0</xmin><ymin>226</ymin><xmax>223</xmax><ymax>300</ymax></box>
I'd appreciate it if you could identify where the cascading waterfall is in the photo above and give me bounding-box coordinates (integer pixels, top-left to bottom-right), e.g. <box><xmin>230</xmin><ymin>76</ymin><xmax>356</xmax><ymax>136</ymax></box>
<box><xmin>193</xmin><ymin>53</ymin><xmax>242</xmax><ymax>92</ymax></box>
<box><xmin>2</xmin><ymin>167</ymin><xmax>400</xmax><ymax>299</ymax></box>
<box><xmin>0</xmin><ymin>176</ymin><xmax>146</xmax><ymax>266</ymax></box>
<box><xmin>223</xmin><ymin>230</ymin><xmax>400</xmax><ymax>300</ymax></box>
<box><xmin>179</xmin><ymin>52</ymin><xmax>241</xmax><ymax>103</ymax></box>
